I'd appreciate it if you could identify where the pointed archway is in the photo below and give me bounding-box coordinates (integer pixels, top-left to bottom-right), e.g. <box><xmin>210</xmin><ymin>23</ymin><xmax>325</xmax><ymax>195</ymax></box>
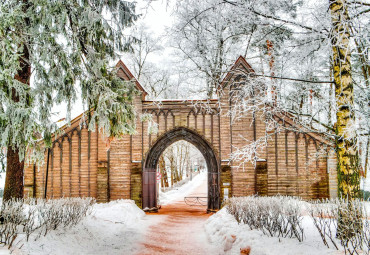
<box><xmin>143</xmin><ymin>127</ymin><xmax>220</xmax><ymax>212</ymax></box>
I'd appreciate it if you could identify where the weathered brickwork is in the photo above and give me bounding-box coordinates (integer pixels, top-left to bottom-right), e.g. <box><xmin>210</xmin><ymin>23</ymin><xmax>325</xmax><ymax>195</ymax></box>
<box><xmin>24</xmin><ymin>57</ymin><xmax>337</xmax><ymax>206</ymax></box>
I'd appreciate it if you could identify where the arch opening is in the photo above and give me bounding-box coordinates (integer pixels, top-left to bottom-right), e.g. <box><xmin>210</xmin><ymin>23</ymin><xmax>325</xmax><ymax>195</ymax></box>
<box><xmin>143</xmin><ymin>127</ymin><xmax>220</xmax><ymax>211</ymax></box>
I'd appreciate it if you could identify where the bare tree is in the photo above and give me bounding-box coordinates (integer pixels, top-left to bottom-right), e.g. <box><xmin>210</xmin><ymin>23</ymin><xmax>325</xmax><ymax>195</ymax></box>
<box><xmin>205</xmin><ymin>0</ymin><xmax>370</xmax><ymax>199</ymax></box>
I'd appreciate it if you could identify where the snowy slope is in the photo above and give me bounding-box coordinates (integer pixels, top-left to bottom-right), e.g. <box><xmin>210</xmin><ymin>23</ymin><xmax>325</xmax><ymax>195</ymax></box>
<box><xmin>205</xmin><ymin>208</ymin><xmax>342</xmax><ymax>255</ymax></box>
<box><xmin>2</xmin><ymin>174</ymin><xmax>207</xmax><ymax>254</ymax></box>
<box><xmin>17</xmin><ymin>200</ymin><xmax>161</xmax><ymax>255</ymax></box>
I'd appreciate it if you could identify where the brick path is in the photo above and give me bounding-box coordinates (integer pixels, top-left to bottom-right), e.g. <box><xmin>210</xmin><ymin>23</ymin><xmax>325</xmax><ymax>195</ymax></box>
<box><xmin>136</xmin><ymin>174</ymin><xmax>220</xmax><ymax>255</ymax></box>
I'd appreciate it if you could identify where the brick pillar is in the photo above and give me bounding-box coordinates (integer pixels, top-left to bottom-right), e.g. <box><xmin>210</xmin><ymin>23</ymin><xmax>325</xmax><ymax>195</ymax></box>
<box><xmin>97</xmin><ymin>131</ymin><xmax>109</xmax><ymax>202</ymax></box>
<box><xmin>97</xmin><ymin>161</ymin><xmax>108</xmax><ymax>203</ymax></box>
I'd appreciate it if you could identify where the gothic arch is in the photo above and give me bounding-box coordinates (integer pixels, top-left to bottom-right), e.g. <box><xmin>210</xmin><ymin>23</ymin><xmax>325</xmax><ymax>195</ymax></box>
<box><xmin>143</xmin><ymin>127</ymin><xmax>220</xmax><ymax>211</ymax></box>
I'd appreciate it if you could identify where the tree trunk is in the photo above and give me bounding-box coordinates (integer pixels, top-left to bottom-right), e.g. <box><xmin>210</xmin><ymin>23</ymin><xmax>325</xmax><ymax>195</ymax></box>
<box><xmin>364</xmin><ymin>137</ymin><xmax>369</xmax><ymax>180</ymax></box>
<box><xmin>4</xmin><ymin>16</ymin><xmax>31</xmax><ymax>200</ymax></box>
<box><xmin>159</xmin><ymin>155</ymin><xmax>168</xmax><ymax>188</ymax></box>
<box><xmin>4</xmin><ymin>147</ymin><xmax>25</xmax><ymax>201</ymax></box>
<box><xmin>330</xmin><ymin>0</ymin><xmax>360</xmax><ymax>199</ymax></box>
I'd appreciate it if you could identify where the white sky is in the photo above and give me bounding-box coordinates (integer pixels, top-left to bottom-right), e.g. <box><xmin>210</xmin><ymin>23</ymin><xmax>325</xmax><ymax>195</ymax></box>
<box><xmin>137</xmin><ymin>1</ymin><xmax>173</xmax><ymax>36</ymax></box>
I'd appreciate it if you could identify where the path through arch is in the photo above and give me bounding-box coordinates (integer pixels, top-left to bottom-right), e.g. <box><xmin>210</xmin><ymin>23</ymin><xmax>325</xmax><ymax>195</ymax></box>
<box><xmin>136</xmin><ymin>172</ymin><xmax>220</xmax><ymax>254</ymax></box>
<box><xmin>143</xmin><ymin>127</ymin><xmax>220</xmax><ymax>212</ymax></box>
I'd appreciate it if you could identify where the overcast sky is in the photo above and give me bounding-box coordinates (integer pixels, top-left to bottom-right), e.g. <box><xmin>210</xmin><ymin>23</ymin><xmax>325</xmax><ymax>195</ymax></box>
<box><xmin>137</xmin><ymin>0</ymin><xmax>173</xmax><ymax>36</ymax></box>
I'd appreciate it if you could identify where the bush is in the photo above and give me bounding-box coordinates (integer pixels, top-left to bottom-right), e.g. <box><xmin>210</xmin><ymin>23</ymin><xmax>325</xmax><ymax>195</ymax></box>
<box><xmin>0</xmin><ymin>197</ymin><xmax>95</xmax><ymax>248</ymax></box>
<box><xmin>225</xmin><ymin>196</ymin><xmax>304</xmax><ymax>242</ymax></box>
<box><xmin>226</xmin><ymin>196</ymin><xmax>370</xmax><ymax>254</ymax></box>
<box><xmin>309</xmin><ymin>198</ymin><xmax>370</xmax><ymax>255</ymax></box>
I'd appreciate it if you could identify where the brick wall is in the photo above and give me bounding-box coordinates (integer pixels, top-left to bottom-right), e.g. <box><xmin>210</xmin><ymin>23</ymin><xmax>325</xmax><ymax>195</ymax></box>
<box><xmin>23</xmin><ymin>58</ymin><xmax>337</xmax><ymax>204</ymax></box>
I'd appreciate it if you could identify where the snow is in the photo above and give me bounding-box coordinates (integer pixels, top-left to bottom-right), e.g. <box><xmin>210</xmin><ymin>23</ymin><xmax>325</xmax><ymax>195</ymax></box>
<box><xmin>0</xmin><ymin>173</ymin><xmax>207</xmax><ymax>254</ymax></box>
<box><xmin>4</xmin><ymin>174</ymin><xmax>370</xmax><ymax>255</ymax></box>
<box><xmin>205</xmin><ymin>208</ymin><xmax>342</xmax><ymax>255</ymax></box>
<box><xmin>158</xmin><ymin>171</ymin><xmax>207</xmax><ymax>205</ymax></box>
<box><xmin>15</xmin><ymin>200</ymin><xmax>160</xmax><ymax>255</ymax></box>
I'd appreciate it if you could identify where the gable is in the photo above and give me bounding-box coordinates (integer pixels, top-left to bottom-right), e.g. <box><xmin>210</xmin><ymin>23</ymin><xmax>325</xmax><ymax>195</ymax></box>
<box><xmin>116</xmin><ymin>60</ymin><xmax>148</xmax><ymax>100</ymax></box>
<box><xmin>220</xmin><ymin>55</ymin><xmax>255</xmax><ymax>89</ymax></box>
<box><xmin>220</xmin><ymin>56</ymin><xmax>333</xmax><ymax>146</ymax></box>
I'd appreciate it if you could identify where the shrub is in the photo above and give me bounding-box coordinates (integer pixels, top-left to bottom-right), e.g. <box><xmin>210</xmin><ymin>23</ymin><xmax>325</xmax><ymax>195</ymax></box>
<box><xmin>226</xmin><ymin>196</ymin><xmax>304</xmax><ymax>242</ymax></box>
<box><xmin>226</xmin><ymin>196</ymin><xmax>370</xmax><ymax>254</ymax></box>
<box><xmin>0</xmin><ymin>197</ymin><xmax>95</xmax><ymax>248</ymax></box>
<box><xmin>309</xmin><ymin>198</ymin><xmax>370</xmax><ymax>255</ymax></box>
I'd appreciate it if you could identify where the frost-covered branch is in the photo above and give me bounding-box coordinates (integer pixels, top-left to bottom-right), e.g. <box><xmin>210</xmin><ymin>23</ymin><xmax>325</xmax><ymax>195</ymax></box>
<box><xmin>0</xmin><ymin>198</ymin><xmax>94</xmax><ymax>249</ymax></box>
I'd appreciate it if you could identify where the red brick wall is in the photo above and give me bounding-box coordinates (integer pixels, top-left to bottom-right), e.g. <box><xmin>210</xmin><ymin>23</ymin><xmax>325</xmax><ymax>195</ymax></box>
<box><xmin>23</xmin><ymin>60</ymin><xmax>337</xmax><ymax>202</ymax></box>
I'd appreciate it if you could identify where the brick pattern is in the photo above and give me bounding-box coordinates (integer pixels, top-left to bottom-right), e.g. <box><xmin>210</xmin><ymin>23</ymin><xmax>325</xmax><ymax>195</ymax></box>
<box><xmin>23</xmin><ymin>58</ymin><xmax>337</xmax><ymax>204</ymax></box>
<box><xmin>97</xmin><ymin>162</ymin><xmax>108</xmax><ymax>203</ymax></box>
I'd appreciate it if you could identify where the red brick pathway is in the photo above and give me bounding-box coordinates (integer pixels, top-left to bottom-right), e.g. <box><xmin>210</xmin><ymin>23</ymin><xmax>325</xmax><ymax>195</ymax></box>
<box><xmin>136</xmin><ymin>174</ymin><xmax>219</xmax><ymax>255</ymax></box>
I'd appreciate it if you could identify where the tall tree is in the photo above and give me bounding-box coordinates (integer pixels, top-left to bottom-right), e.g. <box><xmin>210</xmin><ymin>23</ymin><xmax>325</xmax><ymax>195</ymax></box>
<box><xmin>0</xmin><ymin>0</ymin><xmax>138</xmax><ymax>200</ymax></box>
<box><xmin>330</xmin><ymin>0</ymin><xmax>360</xmax><ymax>198</ymax></box>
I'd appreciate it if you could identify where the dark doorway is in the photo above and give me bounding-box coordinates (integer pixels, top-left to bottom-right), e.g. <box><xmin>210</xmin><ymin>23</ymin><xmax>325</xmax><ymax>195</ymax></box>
<box><xmin>143</xmin><ymin>127</ymin><xmax>220</xmax><ymax>211</ymax></box>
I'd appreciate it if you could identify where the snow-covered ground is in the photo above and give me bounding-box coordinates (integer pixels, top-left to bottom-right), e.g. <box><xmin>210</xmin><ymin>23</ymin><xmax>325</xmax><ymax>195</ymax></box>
<box><xmin>4</xmin><ymin>172</ymin><xmax>369</xmax><ymax>254</ymax></box>
<box><xmin>9</xmin><ymin>200</ymin><xmax>163</xmax><ymax>255</ymax></box>
<box><xmin>205</xmin><ymin>208</ymin><xmax>348</xmax><ymax>255</ymax></box>
<box><xmin>158</xmin><ymin>171</ymin><xmax>207</xmax><ymax>205</ymax></box>
<box><xmin>0</xmin><ymin>173</ymin><xmax>207</xmax><ymax>255</ymax></box>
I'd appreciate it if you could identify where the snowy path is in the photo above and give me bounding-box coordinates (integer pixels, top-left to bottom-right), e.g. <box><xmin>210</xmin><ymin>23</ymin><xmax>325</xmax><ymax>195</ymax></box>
<box><xmin>136</xmin><ymin>172</ymin><xmax>220</xmax><ymax>255</ymax></box>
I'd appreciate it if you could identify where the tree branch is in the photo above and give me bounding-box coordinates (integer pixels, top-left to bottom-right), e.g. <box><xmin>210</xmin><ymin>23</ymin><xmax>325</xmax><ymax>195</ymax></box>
<box><xmin>287</xmin><ymin>111</ymin><xmax>335</xmax><ymax>132</ymax></box>
<box><xmin>248</xmin><ymin>73</ymin><xmax>334</xmax><ymax>84</ymax></box>
<box><xmin>349</xmin><ymin>1</ymin><xmax>370</xmax><ymax>7</ymax></box>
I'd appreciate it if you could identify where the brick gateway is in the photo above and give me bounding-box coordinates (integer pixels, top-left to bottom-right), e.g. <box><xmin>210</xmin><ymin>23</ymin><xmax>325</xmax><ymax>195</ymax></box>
<box><xmin>24</xmin><ymin>56</ymin><xmax>338</xmax><ymax>211</ymax></box>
